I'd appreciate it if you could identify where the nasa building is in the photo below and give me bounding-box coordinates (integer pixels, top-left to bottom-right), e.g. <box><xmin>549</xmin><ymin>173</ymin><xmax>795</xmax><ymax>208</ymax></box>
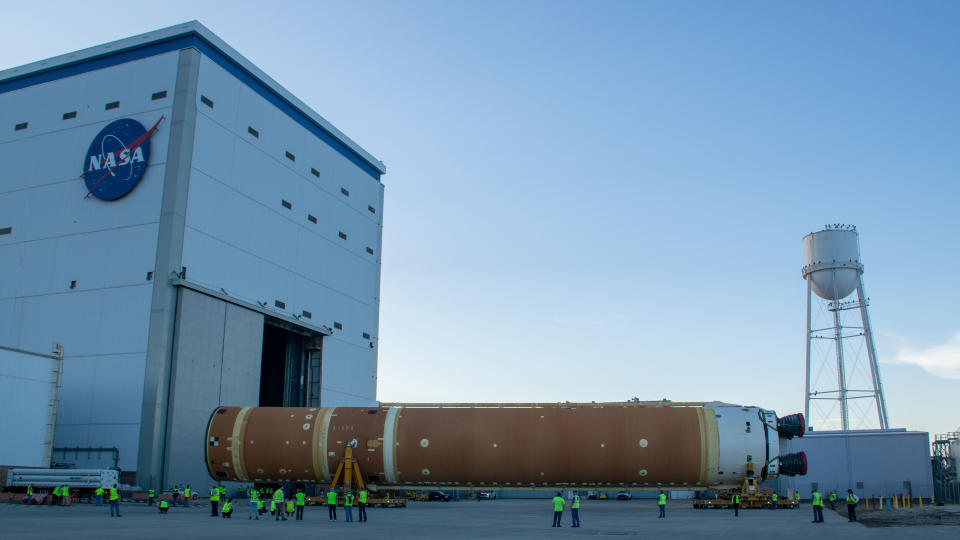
<box><xmin>0</xmin><ymin>22</ymin><xmax>385</xmax><ymax>491</ymax></box>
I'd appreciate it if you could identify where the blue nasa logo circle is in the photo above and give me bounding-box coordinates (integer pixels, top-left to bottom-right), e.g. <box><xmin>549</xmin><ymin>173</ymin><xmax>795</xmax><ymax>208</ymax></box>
<box><xmin>83</xmin><ymin>118</ymin><xmax>151</xmax><ymax>201</ymax></box>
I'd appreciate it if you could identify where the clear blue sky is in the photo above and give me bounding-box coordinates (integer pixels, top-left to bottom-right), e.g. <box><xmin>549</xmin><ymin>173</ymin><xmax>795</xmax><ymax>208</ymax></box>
<box><xmin>3</xmin><ymin>1</ymin><xmax>958</xmax><ymax>436</ymax></box>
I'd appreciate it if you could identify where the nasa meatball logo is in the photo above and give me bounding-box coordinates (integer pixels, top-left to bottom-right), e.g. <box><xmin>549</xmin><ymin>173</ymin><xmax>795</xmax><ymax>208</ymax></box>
<box><xmin>83</xmin><ymin>116</ymin><xmax>164</xmax><ymax>201</ymax></box>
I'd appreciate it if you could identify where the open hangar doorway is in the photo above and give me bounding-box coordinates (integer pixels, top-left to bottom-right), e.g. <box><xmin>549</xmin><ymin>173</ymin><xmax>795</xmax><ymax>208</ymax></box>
<box><xmin>259</xmin><ymin>317</ymin><xmax>323</xmax><ymax>408</ymax></box>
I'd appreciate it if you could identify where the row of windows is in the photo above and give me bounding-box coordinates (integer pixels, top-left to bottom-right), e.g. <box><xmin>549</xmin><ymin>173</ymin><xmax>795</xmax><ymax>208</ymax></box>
<box><xmin>10</xmin><ymin>91</ymin><xmax>169</xmax><ymax>131</ymax></box>
<box><xmin>198</xmin><ymin>90</ymin><xmax>378</xmax><ymax>216</ymax></box>
<box><xmin>271</xmin><ymin>302</ymin><xmax>371</xmax><ymax>339</ymax></box>
<box><xmin>278</xmin><ymin>199</ymin><xmax>376</xmax><ymax>256</ymax></box>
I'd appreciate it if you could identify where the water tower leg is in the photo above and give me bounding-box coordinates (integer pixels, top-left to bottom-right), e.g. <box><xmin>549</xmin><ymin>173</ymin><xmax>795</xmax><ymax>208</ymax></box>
<box><xmin>856</xmin><ymin>279</ymin><xmax>889</xmax><ymax>429</ymax></box>
<box><xmin>832</xmin><ymin>292</ymin><xmax>849</xmax><ymax>431</ymax></box>
<box><xmin>804</xmin><ymin>280</ymin><xmax>812</xmax><ymax>428</ymax></box>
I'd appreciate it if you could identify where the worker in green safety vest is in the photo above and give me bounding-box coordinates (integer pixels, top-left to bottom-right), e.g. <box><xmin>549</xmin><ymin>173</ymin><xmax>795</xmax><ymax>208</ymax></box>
<box><xmin>273</xmin><ymin>487</ymin><xmax>286</xmax><ymax>521</ymax></box>
<box><xmin>658</xmin><ymin>490</ymin><xmax>667</xmax><ymax>518</ymax></box>
<box><xmin>109</xmin><ymin>484</ymin><xmax>121</xmax><ymax>517</ymax></box>
<box><xmin>570</xmin><ymin>490</ymin><xmax>581</xmax><ymax>527</ymax></box>
<box><xmin>147</xmin><ymin>488</ymin><xmax>155</xmax><ymax>506</ymax></box>
<box><xmin>828</xmin><ymin>490</ymin><xmax>837</xmax><ymax>510</ymax></box>
<box><xmin>846</xmin><ymin>490</ymin><xmax>859</xmax><ymax>522</ymax></box>
<box><xmin>551</xmin><ymin>492</ymin><xmax>565</xmax><ymax>527</ymax></box>
<box><xmin>732</xmin><ymin>493</ymin><xmax>741</xmax><ymax>517</ymax></box>
<box><xmin>184</xmin><ymin>485</ymin><xmax>192</xmax><ymax>507</ymax></box>
<box><xmin>221</xmin><ymin>498</ymin><xmax>234</xmax><ymax>518</ymax></box>
<box><xmin>327</xmin><ymin>488</ymin><xmax>338</xmax><ymax>521</ymax></box>
<box><xmin>248</xmin><ymin>488</ymin><xmax>259</xmax><ymax>520</ymax></box>
<box><xmin>52</xmin><ymin>485</ymin><xmax>61</xmax><ymax>506</ymax></box>
<box><xmin>344</xmin><ymin>491</ymin><xmax>355</xmax><ymax>522</ymax></box>
<box><xmin>771</xmin><ymin>492</ymin><xmax>778</xmax><ymax>510</ymax></box>
<box><xmin>811</xmin><ymin>490</ymin><xmax>824</xmax><ymax>523</ymax></box>
<box><xmin>295</xmin><ymin>489</ymin><xmax>306</xmax><ymax>521</ymax></box>
<box><xmin>358</xmin><ymin>489</ymin><xmax>368</xmax><ymax>522</ymax></box>
<box><xmin>159</xmin><ymin>499</ymin><xmax>169</xmax><ymax>514</ymax></box>
<box><xmin>209</xmin><ymin>486</ymin><xmax>220</xmax><ymax>517</ymax></box>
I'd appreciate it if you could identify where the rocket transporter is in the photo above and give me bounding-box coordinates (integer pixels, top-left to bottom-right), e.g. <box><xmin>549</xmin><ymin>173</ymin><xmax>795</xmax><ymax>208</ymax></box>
<box><xmin>205</xmin><ymin>402</ymin><xmax>806</xmax><ymax>489</ymax></box>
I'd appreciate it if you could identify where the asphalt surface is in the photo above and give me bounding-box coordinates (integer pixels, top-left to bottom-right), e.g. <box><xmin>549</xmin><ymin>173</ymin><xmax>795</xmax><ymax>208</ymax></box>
<box><xmin>1</xmin><ymin>499</ymin><xmax>958</xmax><ymax>539</ymax></box>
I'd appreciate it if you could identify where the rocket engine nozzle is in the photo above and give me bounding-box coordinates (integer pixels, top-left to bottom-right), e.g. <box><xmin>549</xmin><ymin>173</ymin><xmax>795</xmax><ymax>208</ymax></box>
<box><xmin>776</xmin><ymin>413</ymin><xmax>805</xmax><ymax>439</ymax></box>
<box><xmin>778</xmin><ymin>452</ymin><xmax>807</xmax><ymax>476</ymax></box>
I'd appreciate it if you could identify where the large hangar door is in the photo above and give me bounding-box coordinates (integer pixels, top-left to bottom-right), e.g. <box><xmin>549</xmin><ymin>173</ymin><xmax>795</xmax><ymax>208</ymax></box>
<box><xmin>259</xmin><ymin>320</ymin><xmax>322</xmax><ymax>407</ymax></box>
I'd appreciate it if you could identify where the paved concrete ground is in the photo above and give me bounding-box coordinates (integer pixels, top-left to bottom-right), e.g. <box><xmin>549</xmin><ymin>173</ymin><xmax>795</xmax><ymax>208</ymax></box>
<box><xmin>1</xmin><ymin>499</ymin><xmax>958</xmax><ymax>539</ymax></box>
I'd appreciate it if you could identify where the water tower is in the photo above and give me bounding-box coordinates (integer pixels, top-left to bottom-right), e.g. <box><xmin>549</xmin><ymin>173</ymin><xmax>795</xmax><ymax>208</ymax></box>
<box><xmin>802</xmin><ymin>225</ymin><xmax>889</xmax><ymax>431</ymax></box>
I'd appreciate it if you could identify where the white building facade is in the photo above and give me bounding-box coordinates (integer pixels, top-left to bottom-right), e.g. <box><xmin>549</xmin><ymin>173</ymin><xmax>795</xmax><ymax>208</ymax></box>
<box><xmin>0</xmin><ymin>22</ymin><xmax>385</xmax><ymax>491</ymax></box>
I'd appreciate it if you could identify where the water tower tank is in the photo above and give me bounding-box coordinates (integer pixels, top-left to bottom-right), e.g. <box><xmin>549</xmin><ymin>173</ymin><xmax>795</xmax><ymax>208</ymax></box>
<box><xmin>802</xmin><ymin>228</ymin><xmax>862</xmax><ymax>300</ymax></box>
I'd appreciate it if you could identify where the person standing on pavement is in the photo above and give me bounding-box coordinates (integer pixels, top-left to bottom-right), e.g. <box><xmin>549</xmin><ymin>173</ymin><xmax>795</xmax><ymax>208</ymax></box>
<box><xmin>771</xmin><ymin>492</ymin><xmax>778</xmax><ymax>510</ymax></box>
<box><xmin>209</xmin><ymin>485</ymin><xmax>220</xmax><ymax>517</ymax></box>
<box><xmin>109</xmin><ymin>484</ymin><xmax>121</xmax><ymax>517</ymax></box>
<box><xmin>551</xmin><ymin>492</ymin><xmax>565</xmax><ymax>527</ymax></box>
<box><xmin>732</xmin><ymin>493</ymin><xmax>741</xmax><ymax>517</ymax></box>
<box><xmin>811</xmin><ymin>490</ymin><xmax>824</xmax><ymax>523</ymax></box>
<box><xmin>96</xmin><ymin>486</ymin><xmax>104</xmax><ymax>506</ymax></box>
<box><xmin>828</xmin><ymin>490</ymin><xmax>837</xmax><ymax>511</ymax></box>
<box><xmin>146</xmin><ymin>488</ymin><xmax>154</xmax><ymax>506</ymax></box>
<box><xmin>344</xmin><ymin>490</ymin><xmax>354</xmax><ymax>522</ymax></box>
<box><xmin>658</xmin><ymin>490</ymin><xmax>667</xmax><ymax>518</ymax></box>
<box><xmin>570</xmin><ymin>490</ymin><xmax>581</xmax><ymax>527</ymax></box>
<box><xmin>248</xmin><ymin>488</ymin><xmax>259</xmax><ymax>520</ymax></box>
<box><xmin>184</xmin><ymin>485</ymin><xmax>192</xmax><ymax>507</ymax></box>
<box><xmin>295</xmin><ymin>488</ymin><xmax>306</xmax><ymax>521</ymax></box>
<box><xmin>273</xmin><ymin>486</ymin><xmax>287</xmax><ymax>521</ymax></box>
<box><xmin>25</xmin><ymin>485</ymin><xmax>33</xmax><ymax>505</ymax></box>
<box><xmin>846</xmin><ymin>490</ymin><xmax>859</xmax><ymax>522</ymax></box>
<box><xmin>357</xmin><ymin>489</ymin><xmax>367</xmax><ymax>522</ymax></box>
<box><xmin>327</xmin><ymin>487</ymin><xmax>338</xmax><ymax>521</ymax></box>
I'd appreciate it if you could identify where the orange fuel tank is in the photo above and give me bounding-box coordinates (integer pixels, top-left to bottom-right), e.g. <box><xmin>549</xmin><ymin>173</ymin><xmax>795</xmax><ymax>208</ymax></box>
<box><xmin>205</xmin><ymin>403</ymin><xmax>805</xmax><ymax>489</ymax></box>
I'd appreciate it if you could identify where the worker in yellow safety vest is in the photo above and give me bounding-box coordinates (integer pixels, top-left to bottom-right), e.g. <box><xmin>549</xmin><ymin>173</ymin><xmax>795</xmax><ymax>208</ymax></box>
<box><xmin>771</xmin><ymin>492</ymin><xmax>778</xmax><ymax>510</ymax></box>
<box><xmin>221</xmin><ymin>498</ymin><xmax>234</xmax><ymax>518</ymax></box>
<box><xmin>295</xmin><ymin>489</ymin><xmax>306</xmax><ymax>521</ymax></box>
<box><xmin>570</xmin><ymin>490</ymin><xmax>581</xmax><ymax>527</ymax></box>
<box><xmin>159</xmin><ymin>499</ymin><xmax>169</xmax><ymax>514</ymax></box>
<box><xmin>658</xmin><ymin>490</ymin><xmax>667</xmax><ymax>518</ymax></box>
<box><xmin>846</xmin><ymin>490</ymin><xmax>859</xmax><ymax>522</ymax></box>
<box><xmin>24</xmin><ymin>485</ymin><xmax>33</xmax><ymax>506</ymax></box>
<box><xmin>61</xmin><ymin>485</ymin><xmax>70</xmax><ymax>506</ymax></box>
<box><xmin>184</xmin><ymin>485</ymin><xmax>191</xmax><ymax>507</ymax></box>
<box><xmin>732</xmin><ymin>493</ymin><xmax>741</xmax><ymax>517</ymax></box>
<box><xmin>95</xmin><ymin>486</ymin><xmax>105</xmax><ymax>506</ymax></box>
<box><xmin>273</xmin><ymin>487</ymin><xmax>286</xmax><ymax>521</ymax></box>
<box><xmin>358</xmin><ymin>489</ymin><xmax>368</xmax><ymax>522</ymax></box>
<box><xmin>146</xmin><ymin>488</ymin><xmax>154</xmax><ymax>506</ymax></box>
<box><xmin>109</xmin><ymin>484</ymin><xmax>121</xmax><ymax>517</ymax></box>
<box><xmin>327</xmin><ymin>488</ymin><xmax>338</xmax><ymax>521</ymax></box>
<box><xmin>552</xmin><ymin>492</ymin><xmax>565</xmax><ymax>527</ymax></box>
<box><xmin>248</xmin><ymin>488</ymin><xmax>259</xmax><ymax>520</ymax></box>
<box><xmin>344</xmin><ymin>491</ymin><xmax>355</xmax><ymax>522</ymax></box>
<box><xmin>811</xmin><ymin>490</ymin><xmax>824</xmax><ymax>523</ymax></box>
<box><xmin>209</xmin><ymin>486</ymin><xmax>220</xmax><ymax>517</ymax></box>
<box><xmin>828</xmin><ymin>490</ymin><xmax>837</xmax><ymax>510</ymax></box>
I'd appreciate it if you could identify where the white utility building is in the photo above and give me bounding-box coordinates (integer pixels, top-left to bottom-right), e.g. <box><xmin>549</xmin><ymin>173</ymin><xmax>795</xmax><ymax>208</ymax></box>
<box><xmin>0</xmin><ymin>21</ymin><xmax>385</xmax><ymax>492</ymax></box>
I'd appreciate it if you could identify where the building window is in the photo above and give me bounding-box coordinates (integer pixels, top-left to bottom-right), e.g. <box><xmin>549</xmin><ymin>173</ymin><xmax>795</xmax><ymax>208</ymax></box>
<box><xmin>14</xmin><ymin>122</ymin><xmax>27</xmax><ymax>131</ymax></box>
<box><xmin>362</xmin><ymin>332</ymin><xmax>371</xmax><ymax>339</ymax></box>
<box><xmin>310</xmin><ymin>168</ymin><xmax>320</xmax><ymax>178</ymax></box>
<box><xmin>62</xmin><ymin>111</ymin><xmax>77</xmax><ymax>120</ymax></box>
<box><xmin>151</xmin><ymin>91</ymin><xmax>167</xmax><ymax>100</ymax></box>
<box><xmin>302</xmin><ymin>310</ymin><xmax>312</xmax><ymax>319</ymax></box>
<box><xmin>146</xmin><ymin>271</ymin><xmax>153</xmax><ymax>281</ymax></box>
<box><xmin>333</xmin><ymin>322</ymin><xmax>343</xmax><ymax>330</ymax></box>
<box><xmin>69</xmin><ymin>280</ymin><xmax>77</xmax><ymax>289</ymax></box>
<box><xmin>200</xmin><ymin>95</ymin><xmax>214</xmax><ymax>108</ymax></box>
<box><xmin>274</xmin><ymin>300</ymin><xmax>286</xmax><ymax>309</ymax></box>
<box><xmin>340</xmin><ymin>187</ymin><xmax>350</xmax><ymax>197</ymax></box>
<box><xmin>338</xmin><ymin>231</ymin><xmax>347</xmax><ymax>240</ymax></box>
<box><xmin>365</xmin><ymin>247</ymin><xmax>374</xmax><ymax>255</ymax></box>
<box><xmin>105</xmin><ymin>101</ymin><xmax>120</xmax><ymax>110</ymax></box>
<box><xmin>368</xmin><ymin>205</ymin><xmax>376</xmax><ymax>214</ymax></box>
<box><xmin>0</xmin><ymin>227</ymin><xmax>11</xmax><ymax>235</ymax></box>
<box><xmin>247</xmin><ymin>126</ymin><xmax>259</xmax><ymax>138</ymax></box>
<box><xmin>282</xmin><ymin>200</ymin><xmax>292</xmax><ymax>210</ymax></box>
<box><xmin>308</xmin><ymin>214</ymin><xmax>317</xmax><ymax>224</ymax></box>
<box><xmin>285</xmin><ymin>151</ymin><xmax>296</xmax><ymax>162</ymax></box>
